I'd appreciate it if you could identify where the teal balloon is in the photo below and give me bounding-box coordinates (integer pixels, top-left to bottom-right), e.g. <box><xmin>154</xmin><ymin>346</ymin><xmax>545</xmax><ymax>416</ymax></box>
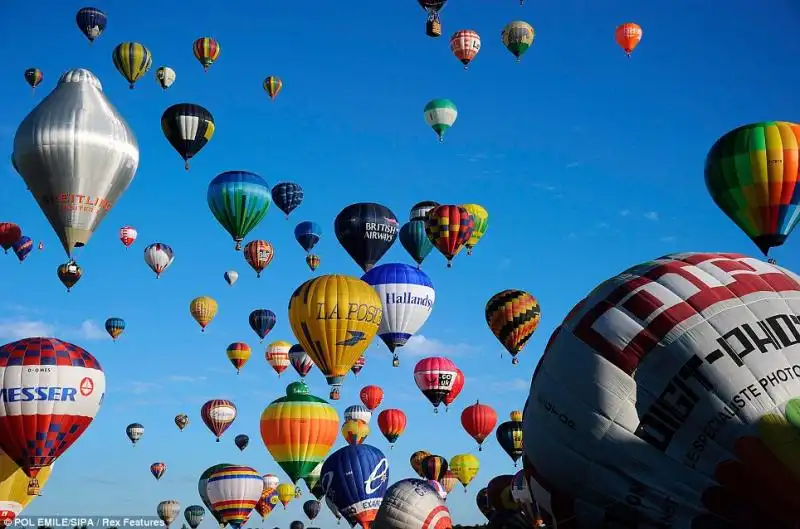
<box><xmin>207</xmin><ymin>171</ymin><xmax>272</xmax><ymax>251</ymax></box>
<box><xmin>399</xmin><ymin>220</ymin><xmax>433</xmax><ymax>266</ymax></box>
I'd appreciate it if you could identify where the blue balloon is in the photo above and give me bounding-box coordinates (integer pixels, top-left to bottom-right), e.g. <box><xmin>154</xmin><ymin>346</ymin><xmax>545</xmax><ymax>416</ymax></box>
<box><xmin>75</xmin><ymin>7</ymin><xmax>107</xmax><ymax>43</ymax></box>
<box><xmin>11</xmin><ymin>236</ymin><xmax>32</xmax><ymax>263</ymax></box>
<box><xmin>321</xmin><ymin>444</ymin><xmax>389</xmax><ymax>527</ymax></box>
<box><xmin>207</xmin><ymin>171</ymin><xmax>272</xmax><ymax>250</ymax></box>
<box><xmin>271</xmin><ymin>182</ymin><xmax>304</xmax><ymax>218</ymax></box>
<box><xmin>294</xmin><ymin>221</ymin><xmax>322</xmax><ymax>252</ymax></box>
<box><xmin>248</xmin><ymin>309</ymin><xmax>276</xmax><ymax>342</ymax></box>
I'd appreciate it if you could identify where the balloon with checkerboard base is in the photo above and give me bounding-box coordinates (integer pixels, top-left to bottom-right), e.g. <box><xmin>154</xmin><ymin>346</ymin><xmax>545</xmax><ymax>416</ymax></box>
<box><xmin>0</xmin><ymin>337</ymin><xmax>105</xmax><ymax>495</ymax></box>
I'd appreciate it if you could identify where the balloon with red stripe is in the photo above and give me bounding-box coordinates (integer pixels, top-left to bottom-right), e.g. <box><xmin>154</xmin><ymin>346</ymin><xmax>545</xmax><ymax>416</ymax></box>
<box><xmin>200</xmin><ymin>399</ymin><xmax>237</xmax><ymax>442</ymax></box>
<box><xmin>204</xmin><ymin>465</ymin><xmax>263</xmax><ymax>529</ymax></box>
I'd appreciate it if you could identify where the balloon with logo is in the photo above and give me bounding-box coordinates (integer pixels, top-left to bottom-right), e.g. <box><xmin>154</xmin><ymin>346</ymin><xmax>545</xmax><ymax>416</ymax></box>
<box><xmin>289</xmin><ymin>344</ymin><xmax>315</xmax><ymax>378</ymax></box>
<box><xmin>351</xmin><ymin>355</ymin><xmax>366</xmax><ymax>376</ymax></box>
<box><xmin>205</xmin><ymin>465</ymin><xmax>263</xmax><ymax>528</ymax></box>
<box><xmin>150</xmin><ymin>462</ymin><xmax>166</xmax><ymax>480</ymax></box>
<box><xmin>57</xmin><ymin>261</ymin><xmax>82</xmax><ymax>292</ymax></box>
<box><xmin>266</xmin><ymin>340</ymin><xmax>291</xmax><ymax>376</ymax></box>
<box><xmin>425</xmin><ymin>205</ymin><xmax>474</xmax><ymax>267</ymax></box>
<box><xmin>288</xmin><ymin>274</ymin><xmax>383</xmax><ymax>400</ymax></box>
<box><xmin>373</xmin><ymin>478</ymin><xmax>452</xmax><ymax>529</ymax></box>
<box><xmin>420</xmin><ymin>455</ymin><xmax>448</xmax><ymax>482</ymax></box>
<box><xmin>226</xmin><ymin>342</ymin><xmax>251</xmax><ymax>374</ymax></box>
<box><xmin>144</xmin><ymin>243</ymin><xmax>174</xmax><ymax>278</ymax></box>
<box><xmin>461</xmin><ymin>204</ymin><xmax>488</xmax><ymax>255</ymax></box>
<box><xmin>303</xmin><ymin>500</ymin><xmax>321</xmax><ymax>521</ymax></box>
<box><xmin>359</xmin><ymin>385</ymin><xmax>384</xmax><ymax>410</ymax></box>
<box><xmin>377</xmin><ymin>409</ymin><xmax>407</xmax><ymax>448</ymax></box>
<box><xmin>224</xmin><ymin>270</ymin><xmax>238</xmax><ymax>286</ymax></box>
<box><xmin>75</xmin><ymin>7</ymin><xmax>107</xmax><ymax>43</ymax></box>
<box><xmin>126</xmin><ymin>423</ymin><xmax>144</xmax><ymax>445</ymax></box>
<box><xmin>190</xmin><ymin>296</ymin><xmax>218</xmax><ymax>332</ymax></box>
<box><xmin>157</xmin><ymin>500</ymin><xmax>181</xmax><ymax>528</ymax></box>
<box><xmin>0</xmin><ymin>447</ymin><xmax>53</xmax><ymax>520</ymax></box>
<box><xmin>120</xmin><ymin>226</ymin><xmax>137</xmax><ymax>248</ymax></box>
<box><xmin>249</xmin><ymin>309</ymin><xmax>276</xmax><ymax>342</ymax></box>
<box><xmin>271</xmin><ymin>182</ymin><xmax>304</xmax><ymax>219</ymax></box>
<box><xmin>207</xmin><ymin>171</ymin><xmax>272</xmax><ymax>251</ymax></box>
<box><xmin>335</xmin><ymin>203</ymin><xmax>399</xmax><ymax>272</ymax></box>
<box><xmin>442</xmin><ymin>368</ymin><xmax>464</xmax><ymax>411</ymax></box>
<box><xmin>413</xmin><ymin>357</ymin><xmax>458</xmax><ymax>412</ymax></box>
<box><xmin>461</xmin><ymin>401</ymin><xmax>498</xmax><ymax>451</ymax></box>
<box><xmin>174</xmin><ymin>414</ymin><xmax>189</xmax><ymax>431</ymax></box>
<box><xmin>234</xmin><ymin>434</ymin><xmax>249</xmax><ymax>451</ymax></box>
<box><xmin>0</xmin><ymin>223</ymin><xmax>21</xmax><ymax>254</ymax></box>
<box><xmin>254</xmin><ymin>487</ymin><xmax>279</xmax><ymax>522</ymax></box>
<box><xmin>294</xmin><ymin>221</ymin><xmax>322</xmax><ymax>253</ymax></box>
<box><xmin>321</xmin><ymin>444</ymin><xmax>389</xmax><ymax>528</ymax></box>
<box><xmin>260</xmin><ymin>381</ymin><xmax>339</xmax><ymax>483</ymax></box>
<box><xmin>104</xmin><ymin>317</ymin><xmax>125</xmax><ymax>341</ymax></box>
<box><xmin>362</xmin><ymin>263</ymin><xmax>435</xmax><ymax>366</ymax></box>
<box><xmin>243</xmin><ymin>240</ymin><xmax>274</xmax><ymax>277</ymax></box>
<box><xmin>200</xmin><ymin>399</ymin><xmax>236</xmax><ymax>442</ymax></box>
<box><xmin>449</xmin><ymin>30</ymin><xmax>481</xmax><ymax>69</ymax></box>
<box><xmin>12</xmin><ymin>237</ymin><xmax>32</xmax><ymax>263</ymax></box>
<box><xmin>0</xmin><ymin>338</ymin><xmax>105</xmax><ymax>495</ymax></box>
<box><xmin>485</xmin><ymin>289</ymin><xmax>540</xmax><ymax>364</ymax></box>
<box><xmin>306</xmin><ymin>254</ymin><xmax>320</xmax><ymax>272</ymax></box>
<box><xmin>496</xmin><ymin>419</ymin><xmax>523</xmax><ymax>466</ymax></box>
<box><xmin>342</xmin><ymin>419</ymin><xmax>370</xmax><ymax>445</ymax></box>
<box><xmin>198</xmin><ymin>464</ymin><xmax>234</xmax><ymax>527</ymax></box>
<box><xmin>184</xmin><ymin>505</ymin><xmax>205</xmax><ymax>529</ymax></box>
<box><xmin>615</xmin><ymin>22</ymin><xmax>642</xmax><ymax>57</ymax></box>
<box><xmin>193</xmin><ymin>37</ymin><xmax>221</xmax><ymax>72</ymax></box>
<box><xmin>500</xmin><ymin>21</ymin><xmax>535</xmax><ymax>62</ymax></box>
<box><xmin>410</xmin><ymin>450</ymin><xmax>431</xmax><ymax>479</ymax></box>
<box><xmin>276</xmin><ymin>483</ymin><xmax>296</xmax><ymax>508</ymax></box>
<box><xmin>449</xmin><ymin>454</ymin><xmax>479</xmax><ymax>491</ymax></box>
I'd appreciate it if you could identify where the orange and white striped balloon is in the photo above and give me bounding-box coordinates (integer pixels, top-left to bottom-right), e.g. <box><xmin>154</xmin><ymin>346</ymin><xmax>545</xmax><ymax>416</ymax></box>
<box><xmin>449</xmin><ymin>30</ymin><xmax>481</xmax><ymax>69</ymax></box>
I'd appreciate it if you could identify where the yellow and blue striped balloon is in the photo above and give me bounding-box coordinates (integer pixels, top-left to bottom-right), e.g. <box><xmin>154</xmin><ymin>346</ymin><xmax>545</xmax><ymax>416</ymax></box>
<box><xmin>111</xmin><ymin>42</ymin><xmax>152</xmax><ymax>89</ymax></box>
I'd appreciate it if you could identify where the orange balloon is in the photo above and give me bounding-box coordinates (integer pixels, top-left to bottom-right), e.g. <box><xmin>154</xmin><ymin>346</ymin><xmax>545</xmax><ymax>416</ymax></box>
<box><xmin>614</xmin><ymin>22</ymin><xmax>642</xmax><ymax>57</ymax></box>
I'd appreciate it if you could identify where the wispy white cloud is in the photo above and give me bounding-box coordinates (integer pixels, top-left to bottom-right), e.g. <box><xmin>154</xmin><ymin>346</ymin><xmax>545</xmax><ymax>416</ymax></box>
<box><xmin>644</xmin><ymin>211</ymin><xmax>659</xmax><ymax>221</ymax></box>
<box><xmin>565</xmin><ymin>161</ymin><xmax>581</xmax><ymax>169</ymax></box>
<box><xmin>72</xmin><ymin>320</ymin><xmax>109</xmax><ymax>340</ymax></box>
<box><xmin>167</xmin><ymin>375</ymin><xmax>207</xmax><ymax>383</ymax></box>
<box><xmin>120</xmin><ymin>381</ymin><xmax>162</xmax><ymax>395</ymax></box>
<box><xmin>402</xmin><ymin>335</ymin><xmax>478</xmax><ymax>358</ymax></box>
<box><xmin>619</xmin><ymin>210</ymin><xmax>630</xmax><ymax>217</ymax></box>
<box><xmin>566</xmin><ymin>232</ymin><xmax>578</xmax><ymax>240</ymax></box>
<box><xmin>596</xmin><ymin>222</ymin><xmax>610</xmax><ymax>229</ymax></box>
<box><xmin>0</xmin><ymin>318</ymin><xmax>56</xmax><ymax>340</ymax></box>
<box><xmin>660</xmin><ymin>235</ymin><xmax>677</xmax><ymax>242</ymax></box>
<box><xmin>531</xmin><ymin>182</ymin><xmax>558</xmax><ymax>192</ymax></box>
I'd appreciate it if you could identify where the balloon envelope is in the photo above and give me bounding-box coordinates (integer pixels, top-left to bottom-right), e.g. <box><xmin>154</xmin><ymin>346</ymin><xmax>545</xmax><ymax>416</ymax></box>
<box><xmin>373</xmin><ymin>479</ymin><xmax>452</xmax><ymax>529</ymax></box>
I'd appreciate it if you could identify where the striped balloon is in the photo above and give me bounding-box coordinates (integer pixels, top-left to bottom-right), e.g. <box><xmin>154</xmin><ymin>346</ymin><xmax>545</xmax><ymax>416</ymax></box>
<box><xmin>425</xmin><ymin>205</ymin><xmax>474</xmax><ymax>267</ymax></box>
<box><xmin>266</xmin><ymin>341</ymin><xmax>291</xmax><ymax>376</ymax></box>
<box><xmin>260</xmin><ymin>381</ymin><xmax>339</xmax><ymax>483</ymax></box>
<box><xmin>226</xmin><ymin>342</ymin><xmax>251</xmax><ymax>374</ymax></box>
<box><xmin>205</xmin><ymin>465</ymin><xmax>263</xmax><ymax>528</ymax></box>
<box><xmin>193</xmin><ymin>37</ymin><xmax>221</xmax><ymax>71</ymax></box>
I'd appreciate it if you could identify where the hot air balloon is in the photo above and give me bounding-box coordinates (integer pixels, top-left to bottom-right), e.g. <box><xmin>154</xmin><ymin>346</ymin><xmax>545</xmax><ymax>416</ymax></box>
<box><xmin>303</xmin><ymin>463</ymin><xmax>323</xmax><ymax>499</ymax></box>
<box><xmin>226</xmin><ymin>342</ymin><xmax>251</xmax><ymax>374</ymax></box>
<box><xmin>199</xmin><ymin>464</ymin><xmax>234</xmax><ymax>527</ymax></box>
<box><xmin>144</xmin><ymin>243</ymin><xmax>174</xmax><ymax>278</ymax></box>
<box><xmin>126</xmin><ymin>423</ymin><xmax>144</xmax><ymax>446</ymax></box>
<box><xmin>461</xmin><ymin>401</ymin><xmax>497</xmax><ymax>451</ymax></box>
<box><xmin>427</xmin><ymin>479</ymin><xmax>447</xmax><ymax>500</ymax></box>
<box><xmin>373</xmin><ymin>479</ymin><xmax>452</xmax><ymax>529</ymax></box>
<box><xmin>249</xmin><ymin>309</ymin><xmax>276</xmax><ymax>342</ymax></box>
<box><xmin>399</xmin><ymin>221</ymin><xmax>434</xmax><ymax>267</ymax></box>
<box><xmin>362</xmin><ymin>263</ymin><xmax>435</xmax><ymax>366</ymax></box>
<box><xmin>205</xmin><ymin>466</ymin><xmax>262</xmax><ymax>528</ymax></box>
<box><xmin>201</xmin><ymin>399</ymin><xmax>236</xmax><ymax>442</ymax></box>
<box><xmin>111</xmin><ymin>42</ymin><xmax>152</xmax><ymax>89</ymax></box>
<box><xmin>263</xmin><ymin>474</ymin><xmax>280</xmax><ymax>491</ymax></box>
<box><xmin>409</xmin><ymin>201</ymin><xmax>439</xmax><ymax>221</ymax></box>
<box><xmin>341</xmin><ymin>419</ymin><xmax>369</xmax><ymax>445</ymax></box>
<box><xmin>150</xmin><ymin>462</ymin><xmax>166</xmax><ymax>480</ymax></box>
<box><xmin>12</xmin><ymin>69</ymin><xmax>138</xmax><ymax>257</ymax></box>
<box><xmin>24</xmin><ymin>69</ymin><xmax>43</xmax><ymax>91</ymax></box>
<box><xmin>615</xmin><ymin>22</ymin><xmax>642</xmax><ymax>57</ymax></box>
<box><xmin>521</xmin><ymin>252</ymin><xmax>800</xmax><ymax>527</ymax></box>
<box><xmin>271</xmin><ymin>182</ymin><xmax>304</xmax><ymax>219</ymax></box>
<box><xmin>290</xmin><ymin>521</ymin><xmax>304</xmax><ymax>529</ymax></box>
<box><xmin>425</xmin><ymin>205</ymin><xmax>473</xmax><ymax>267</ymax></box>
<box><xmin>496</xmin><ymin>419</ymin><xmax>523</xmax><ymax>466</ymax></box>
<box><xmin>157</xmin><ymin>500</ymin><xmax>181</xmax><ymax>528</ymax></box>
<box><xmin>260</xmin><ymin>381</ymin><xmax>339</xmax><ymax>483</ymax></box>
<box><xmin>37</xmin><ymin>241</ymin><xmax>44</xmax><ymax>251</ymax></box>
<box><xmin>423</xmin><ymin>99</ymin><xmax>457</xmax><ymax>142</ymax></box>
<box><xmin>0</xmin><ymin>447</ymin><xmax>54</xmax><ymax>519</ymax></box>
<box><xmin>377</xmin><ymin>409</ymin><xmax>407</xmax><ymax>448</ymax></box>
<box><xmin>193</xmin><ymin>37</ymin><xmax>221</xmax><ymax>72</ymax></box>
<box><xmin>243</xmin><ymin>240</ymin><xmax>274</xmax><ymax>277</ymax></box>
<box><xmin>295</xmin><ymin>221</ymin><xmax>322</xmax><ymax>253</ymax></box>
<box><xmin>161</xmin><ymin>104</ymin><xmax>215</xmax><ymax>170</ymax></box>
<box><xmin>183</xmin><ymin>505</ymin><xmax>205</xmax><ymax>529</ymax></box>
<box><xmin>75</xmin><ymin>7</ymin><xmax>106</xmax><ymax>43</ymax></box>
<box><xmin>264</xmin><ymin>76</ymin><xmax>283</xmax><ymax>100</ymax></box>
<box><xmin>224</xmin><ymin>270</ymin><xmax>238</xmax><ymax>286</ymax></box>
<box><xmin>461</xmin><ymin>204</ymin><xmax>488</xmax><ymax>255</ymax></box>
<box><xmin>449</xmin><ymin>30</ymin><xmax>481</xmax><ymax>69</ymax></box>
<box><xmin>418</xmin><ymin>1</ymin><xmax>447</xmax><ymax>37</ymax></box>
<box><xmin>57</xmin><ymin>261</ymin><xmax>82</xmax><ymax>292</ymax></box>
<box><xmin>335</xmin><ymin>203</ymin><xmax>399</xmax><ymax>272</ymax></box>
<box><xmin>190</xmin><ymin>296</ymin><xmax>218</xmax><ymax>332</ymax></box>
<box><xmin>321</xmin><ymin>444</ymin><xmax>389</xmax><ymax>528</ymax></box>
<box><xmin>104</xmin><ymin>317</ymin><xmax>125</xmax><ymax>341</ymax></box>
<box><xmin>289</xmin><ymin>345</ymin><xmax>315</xmax><ymax>378</ymax></box>
<box><xmin>276</xmin><ymin>483</ymin><xmax>296</xmax><ymax>509</ymax></box>
<box><xmin>486</xmin><ymin>474</ymin><xmax>516</xmax><ymax>513</ymax></box>
<box><xmin>360</xmin><ymin>385</ymin><xmax>384</xmax><ymax>411</ymax></box>
<box><xmin>705</xmin><ymin>122</ymin><xmax>800</xmax><ymax>256</ymax></box>
<box><xmin>510</xmin><ymin>410</ymin><xmax>522</xmax><ymax>422</ymax></box>
<box><xmin>449</xmin><ymin>454</ymin><xmax>479</xmax><ymax>491</ymax></box>
<box><xmin>510</xmin><ymin>470</ymin><xmax>541</xmax><ymax>526</ymax></box>
<box><xmin>501</xmin><ymin>21</ymin><xmax>534</xmax><ymax>62</ymax></box>
<box><xmin>0</xmin><ymin>338</ymin><xmax>105</xmax><ymax>494</ymax></box>
<box><xmin>420</xmin><ymin>455</ymin><xmax>448</xmax><ymax>481</ymax></box>
<box><xmin>410</xmin><ymin>451</ymin><xmax>431</xmax><ymax>479</ymax></box>
<box><xmin>0</xmin><ymin>223</ymin><xmax>21</xmax><ymax>254</ymax></box>
<box><xmin>442</xmin><ymin>368</ymin><xmax>464</xmax><ymax>411</ymax></box>
<box><xmin>325</xmin><ymin>495</ymin><xmax>342</xmax><ymax>523</ymax></box>
<box><xmin>254</xmin><ymin>488</ymin><xmax>279</xmax><ymax>522</ymax></box>
<box><xmin>414</xmin><ymin>357</ymin><xmax>459</xmax><ymax>412</ymax></box>
<box><xmin>485</xmin><ymin>289</ymin><xmax>540</xmax><ymax>364</ymax></box>
<box><xmin>120</xmin><ymin>226</ymin><xmax>137</xmax><ymax>248</ymax></box>
<box><xmin>288</xmin><ymin>275</ymin><xmax>383</xmax><ymax>399</ymax></box>
<box><xmin>351</xmin><ymin>355</ymin><xmax>366</xmax><ymax>376</ymax></box>
<box><xmin>234</xmin><ymin>434</ymin><xmax>249</xmax><ymax>451</ymax></box>
<box><xmin>208</xmin><ymin>171</ymin><xmax>272</xmax><ymax>250</ymax></box>
<box><xmin>306</xmin><ymin>254</ymin><xmax>320</xmax><ymax>272</ymax></box>
<box><xmin>439</xmin><ymin>470</ymin><xmax>458</xmax><ymax>495</ymax></box>
<box><xmin>266</xmin><ymin>341</ymin><xmax>291</xmax><ymax>376</ymax></box>
<box><xmin>12</xmin><ymin>237</ymin><xmax>32</xmax><ymax>263</ymax></box>
<box><xmin>174</xmin><ymin>414</ymin><xmax>189</xmax><ymax>431</ymax></box>
<box><xmin>302</xmin><ymin>500</ymin><xmax>321</xmax><ymax>521</ymax></box>
<box><xmin>475</xmin><ymin>487</ymin><xmax>493</xmax><ymax>521</ymax></box>
<box><xmin>155</xmin><ymin>66</ymin><xmax>176</xmax><ymax>89</ymax></box>
<box><xmin>345</xmin><ymin>404</ymin><xmax>372</xmax><ymax>424</ymax></box>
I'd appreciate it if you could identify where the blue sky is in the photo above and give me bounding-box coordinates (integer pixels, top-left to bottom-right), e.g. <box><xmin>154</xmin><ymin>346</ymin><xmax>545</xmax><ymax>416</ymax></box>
<box><xmin>1</xmin><ymin>0</ymin><xmax>800</xmax><ymax>526</ymax></box>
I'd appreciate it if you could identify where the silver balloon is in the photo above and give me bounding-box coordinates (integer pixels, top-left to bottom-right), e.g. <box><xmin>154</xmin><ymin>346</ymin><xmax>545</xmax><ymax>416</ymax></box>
<box><xmin>373</xmin><ymin>479</ymin><xmax>452</xmax><ymax>529</ymax></box>
<box><xmin>12</xmin><ymin>68</ymin><xmax>139</xmax><ymax>257</ymax></box>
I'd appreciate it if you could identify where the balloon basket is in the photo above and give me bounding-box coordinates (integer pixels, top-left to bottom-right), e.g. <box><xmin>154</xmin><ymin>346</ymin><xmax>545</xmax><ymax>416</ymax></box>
<box><xmin>216</xmin><ymin>438</ymin><xmax>220</xmax><ymax>442</ymax></box>
<box><xmin>433</xmin><ymin>407</ymin><xmax>439</xmax><ymax>414</ymax></box>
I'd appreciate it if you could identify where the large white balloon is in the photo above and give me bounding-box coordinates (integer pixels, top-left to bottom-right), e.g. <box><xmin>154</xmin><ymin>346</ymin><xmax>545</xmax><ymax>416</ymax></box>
<box><xmin>523</xmin><ymin>252</ymin><xmax>800</xmax><ymax>528</ymax></box>
<box><xmin>373</xmin><ymin>478</ymin><xmax>452</xmax><ymax>529</ymax></box>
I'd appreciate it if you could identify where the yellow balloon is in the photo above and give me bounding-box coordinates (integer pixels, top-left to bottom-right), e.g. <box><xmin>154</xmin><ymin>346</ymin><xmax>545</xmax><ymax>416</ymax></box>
<box><xmin>276</xmin><ymin>483</ymin><xmax>296</xmax><ymax>508</ymax></box>
<box><xmin>288</xmin><ymin>275</ymin><xmax>382</xmax><ymax>400</ymax></box>
<box><xmin>510</xmin><ymin>410</ymin><xmax>523</xmax><ymax>422</ymax></box>
<box><xmin>190</xmin><ymin>296</ymin><xmax>218</xmax><ymax>332</ymax></box>
<box><xmin>341</xmin><ymin>419</ymin><xmax>370</xmax><ymax>445</ymax></box>
<box><xmin>449</xmin><ymin>453</ymin><xmax>480</xmax><ymax>490</ymax></box>
<box><xmin>461</xmin><ymin>204</ymin><xmax>489</xmax><ymax>254</ymax></box>
<box><xmin>0</xmin><ymin>448</ymin><xmax>53</xmax><ymax>516</ymax></box>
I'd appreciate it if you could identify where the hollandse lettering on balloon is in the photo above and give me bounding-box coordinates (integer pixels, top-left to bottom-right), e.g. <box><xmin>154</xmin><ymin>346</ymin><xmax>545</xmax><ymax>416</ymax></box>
<box><xmin>315</xmin><ymin>303</ymin><xmax>382</xmax><ymax>323</ymax></box>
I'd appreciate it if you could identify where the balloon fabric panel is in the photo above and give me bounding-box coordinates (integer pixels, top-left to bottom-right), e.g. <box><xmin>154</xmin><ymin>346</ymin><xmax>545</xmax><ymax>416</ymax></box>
<box><xmin>111</xmin><ymin>43</ymin><xmax>152</xmax><ymax>88</ymax></box>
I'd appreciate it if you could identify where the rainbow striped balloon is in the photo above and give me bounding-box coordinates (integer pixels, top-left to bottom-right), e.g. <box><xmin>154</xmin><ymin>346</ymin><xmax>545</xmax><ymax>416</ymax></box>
<box><xmin>205</xmin><ymin>465</ymin><xmax>263</xmax><ymax>528</ymax></box>
<box><xmin>260</xmin><ymin>381</ymin><xmax>339</xmax><ymax>482</ymax></box>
